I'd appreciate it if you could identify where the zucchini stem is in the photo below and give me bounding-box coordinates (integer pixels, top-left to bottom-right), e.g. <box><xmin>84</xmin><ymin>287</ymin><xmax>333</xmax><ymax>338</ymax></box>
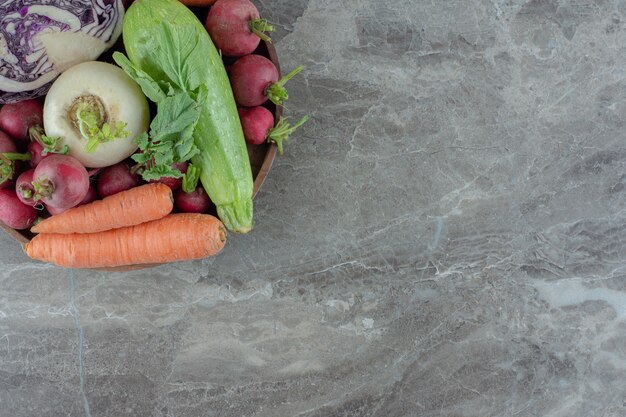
<box><xmin>217</xmin><ymin>199</ymin><xmax>253</xmax><ymax>234</ymax></box>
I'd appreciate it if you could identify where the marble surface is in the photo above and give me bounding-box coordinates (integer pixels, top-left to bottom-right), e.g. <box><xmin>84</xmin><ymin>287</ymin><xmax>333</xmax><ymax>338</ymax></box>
<box><xmin>2</xmin><ymin>0</ymin><xmax>626</xmax><ymax>416</ymax></box>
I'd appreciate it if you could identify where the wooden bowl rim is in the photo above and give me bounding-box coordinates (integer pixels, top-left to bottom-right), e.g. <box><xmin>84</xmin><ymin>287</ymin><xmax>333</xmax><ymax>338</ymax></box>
<box><xmin>252</xmin><ymin>41</ymin><xmax>280</xmax><ymax>197</ymax></box>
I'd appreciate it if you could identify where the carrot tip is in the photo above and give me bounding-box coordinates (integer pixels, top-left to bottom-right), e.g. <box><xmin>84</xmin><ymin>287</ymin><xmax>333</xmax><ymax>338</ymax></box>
<box><xmin>219</xmin><ymin>226</ymin><xmax>227</xmax><ymax>244</ymax></box>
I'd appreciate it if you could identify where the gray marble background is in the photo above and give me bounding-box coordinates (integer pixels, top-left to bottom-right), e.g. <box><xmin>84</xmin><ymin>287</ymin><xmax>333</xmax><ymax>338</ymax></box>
<box><xmin>2</xmin><ymin>0</ymin><xmax>626</xmax><ymax>416</ymax></box>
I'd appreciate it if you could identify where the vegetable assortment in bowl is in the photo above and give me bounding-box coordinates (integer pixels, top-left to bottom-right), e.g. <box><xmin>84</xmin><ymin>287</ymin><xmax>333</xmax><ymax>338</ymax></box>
<box><xmin>0</xmin><ymin>0</ymin><xmax>308</xmax><ymax>269</ymax></box>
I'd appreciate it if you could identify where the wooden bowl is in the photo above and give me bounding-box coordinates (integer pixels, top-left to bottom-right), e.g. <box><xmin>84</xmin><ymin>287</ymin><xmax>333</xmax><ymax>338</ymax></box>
<box><xmin>0</xmin><ymin>7</ymin><xmax>280</xmax><ymax>267</ymax></box>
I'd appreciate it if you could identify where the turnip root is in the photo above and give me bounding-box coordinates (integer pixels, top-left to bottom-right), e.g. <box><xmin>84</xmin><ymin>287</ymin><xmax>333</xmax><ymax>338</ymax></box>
<box><xmin>43</xmin><ymin>61</ymin><xmax>150</xmax><ymax>168</ymax></box>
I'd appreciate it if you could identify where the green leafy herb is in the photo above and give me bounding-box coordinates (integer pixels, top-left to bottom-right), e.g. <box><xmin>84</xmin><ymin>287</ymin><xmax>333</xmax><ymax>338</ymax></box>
<box><xmin>130</xmin><ymin>91</ymin><xmax>201</xmax><ymax>181</ymax></box>
<box><xmin>157</xmin><ymin>22</ymin><xmax>203</xmax><ymax>91</ymax></box>
<box><xmin>115</xmin><ymin>22</ymin><xmax>210</xmax><ymax>183</ymax></box>
<box><xmin>113</xmin><ymin>52</ymin><xmax>171</xmax><ymax>103</ymax></box>
<box><xmin>182</xmin><ymin>164</ymin><xmax>201</xmax><ymax>193</ymax></box>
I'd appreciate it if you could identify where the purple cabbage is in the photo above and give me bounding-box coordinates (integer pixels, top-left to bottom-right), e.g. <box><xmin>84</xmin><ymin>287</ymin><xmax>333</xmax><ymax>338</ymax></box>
<box><xmin>0</xmin><ymin>0</ymin><xmax>124</xmax><ymax>104</ymax></box>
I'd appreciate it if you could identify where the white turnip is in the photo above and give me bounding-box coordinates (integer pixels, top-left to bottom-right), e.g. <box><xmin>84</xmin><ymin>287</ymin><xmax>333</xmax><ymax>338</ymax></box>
<box><xmin>44</xmin><ymin>61</ymin><xmax>150</xmax><ymax>168</ymax></box>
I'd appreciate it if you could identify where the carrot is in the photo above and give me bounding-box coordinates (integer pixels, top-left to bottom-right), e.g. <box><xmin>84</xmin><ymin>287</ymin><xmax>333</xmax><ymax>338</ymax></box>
<box><xmin>24</xmin><ymin>213</ymin><xmax>226</xmax><ymax>268</ymax></box>
<box><xmin>31</xmin><ymin>183</ymin><xmax>173</xmax><ymax>234</ymax></box>
<box><xmin>179</xmin><ymin>0</ymin><xmax>218</xmax><ymax>5</ymax></box>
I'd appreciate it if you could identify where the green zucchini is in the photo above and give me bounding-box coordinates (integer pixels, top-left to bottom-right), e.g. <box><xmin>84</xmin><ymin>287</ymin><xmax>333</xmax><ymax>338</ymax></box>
<box><xmin>119</xmin><ymin>0</ymin><xmax>253</xmax><ymax>233</ymax></box>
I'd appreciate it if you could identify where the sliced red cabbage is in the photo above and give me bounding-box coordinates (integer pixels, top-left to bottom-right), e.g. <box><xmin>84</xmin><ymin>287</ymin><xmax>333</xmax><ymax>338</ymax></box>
<box><xmin>0</xmin><ymin>0</ymin><xmax>124</xmax><ymax>104</ymax></box>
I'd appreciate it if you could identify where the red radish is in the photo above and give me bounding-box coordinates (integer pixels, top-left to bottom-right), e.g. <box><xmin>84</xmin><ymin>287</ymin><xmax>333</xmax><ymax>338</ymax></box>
<box><xmin>175</xmin><ymin>187</ymin><xmax>211</xmax><ymax>213</ymax></box>
<box><xmin>32</xmin><ymin>155</ymin><xmax>89</xmax><ymax>210</ymax></box>
<box><xmin>0</xmin><ymin>130</ymin><xmax>31</xmax><ymax>188</ymax></box>
<box><xmin>0</xmin><ymin>188</ymin><xmax>38</xmax><ymax>229</ymax></box>
<box><xmin>206</xmin><ymin>0</ymin><xmax>275</xmax><ymax>57</ymax></box>
<box><xmin>16</xmin><ymin>169</ymin><xmax>41</xmax><ymax>207</ymax></box>
<box><xmin>149</xmin><ymin>162</ymin><xmax>188</xmax><ymax>191</ymax></box>
<box><xmin>27</xmin><ymin>126</ymin><xmax>69</xmax><ymax>166</ymax></box>
<box><xmin>88</xmin><ymin>168</ymin><xmax>102</xmax><ymax>178</ymax></box>
<box><xmin>27</xmin><ymin>141</ymin><xmax>47</xmax><ymax>167</ymax></box>
<box><xmin>44</xmin><ymin>185</ymin><xmax>95</xmax><ymax>213</ymax></box>
<box><xmin>229</xmin><ymin>55</ymin><xmax>304</xmax><ymax>106</ymax></box>
<box><xmin>78</xmin><ymin>185</ymin><xmax>98</xmax><ymax>206</ymax></box>
<box><xmin>45</xmin><ymin>204</ymin><xmax>68</xmax><ymax>216</ymax></box>
<box><xmin>0</xmin><ymin>99</ymin><xmax>43</xmax><ymax>141</ymax></box>
<box><xmin>0</xmin><ymin>131</ymin><xmax>17</xmax><ymax>155</ymax></box>
<box><xmin>97</xmin><ymin>162</ymin><xmax>140</xmax><ymax>198</ymax></box>
<box><xmin>238</xmin><ymin>107</ymin><xmax>308</xmax><ymax>154</ymax></box>
<box><xmin>238</xmin><ymin>107</ymin><xmax>273</xmax><ymax>145</ymax></box>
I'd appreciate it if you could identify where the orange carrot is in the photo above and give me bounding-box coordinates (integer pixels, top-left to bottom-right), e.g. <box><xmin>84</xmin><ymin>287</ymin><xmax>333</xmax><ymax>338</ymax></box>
<box><xmin>31</xmin><ymin>183</ymin><xmax>173</xmax><ymax>234</ymax></box>
<box><xmin>25</xmin><ymin>213</ymin><xmax>226</xmax><ymax>268</ymax></box>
